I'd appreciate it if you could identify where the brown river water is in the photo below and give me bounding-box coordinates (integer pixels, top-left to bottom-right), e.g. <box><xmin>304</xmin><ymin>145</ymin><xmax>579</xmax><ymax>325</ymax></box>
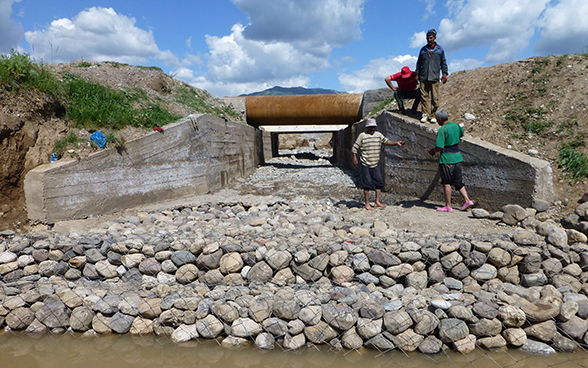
<box><xmin>1</xmin><ymin>332</ymin><xmax>588</xmax><ymax>368</ymax></box>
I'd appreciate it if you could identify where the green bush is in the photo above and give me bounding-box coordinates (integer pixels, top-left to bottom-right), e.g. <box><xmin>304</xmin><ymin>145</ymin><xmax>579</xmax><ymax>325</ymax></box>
<box><xmin>559</xmin><ymin>146</ymin><xmax>588</xmax><ymax>179</ymax></box>
<box><xmin>53</xmin><ymin>131</ymin><xmax>87</xmax><ymax>156</ymax></box>
<box><xmin>0</xmin><ymin>50</ymin><xmax>62</xmax><ymax>95</ymax></box>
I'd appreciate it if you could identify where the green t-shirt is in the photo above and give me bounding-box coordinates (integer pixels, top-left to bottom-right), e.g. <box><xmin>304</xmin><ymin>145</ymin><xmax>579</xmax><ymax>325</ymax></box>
<box><xmin>436</xmin><ymin>121</ymin><xmax>464</xmax><ymax>164</ymax></box>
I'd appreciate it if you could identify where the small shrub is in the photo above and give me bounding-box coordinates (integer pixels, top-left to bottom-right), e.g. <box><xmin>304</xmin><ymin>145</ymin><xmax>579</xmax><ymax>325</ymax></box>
<box><xmin>77</xmin><ymin>61</ymin><xmax>92</xmax><ymax>68</ymax></box>
<box><xmin>559</xmin><ymin>146</ymin><xmax>588</xmax><ymax>179</ymax></box>
<box><xmin>0</xmin><ymin>50</ymin><xmax>62</xmax><ymax>95</ymax></box>
<box><xmin>524</xmin><ymin>120</ymin><xmax>552</xmax><ymax>135</ymax></box>
<box><xmin>53</xmin><ymin>131</ymin><xmax>87</xmax><ymax>156</ymax></box>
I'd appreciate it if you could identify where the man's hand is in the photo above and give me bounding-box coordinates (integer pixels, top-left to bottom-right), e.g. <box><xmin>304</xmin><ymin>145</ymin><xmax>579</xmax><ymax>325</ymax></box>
<box><xmin>429</xmin><ymin>148</ymin><xmax>436</xmax><ymax>156</ymax></box>
<box><xmin>353</xmin><ymin>155</ymin><xmax>358</xmax><ymax>166</ymax></box>
<box><xmin>397</xmin><ymin>141</ymin><xmax>404</xmax><ymax>147</ymax></box>
<box><xmin>442</xmin><ymin>74</ymin><xmax>448</xmax><ymax>84</ymax></box>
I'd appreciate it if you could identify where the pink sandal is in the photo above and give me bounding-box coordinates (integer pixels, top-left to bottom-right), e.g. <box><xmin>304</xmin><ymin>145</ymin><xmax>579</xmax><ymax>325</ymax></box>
<box><xmin>436</xmin><ymin>206</ymin><xmax>453</xmax><ymax>212</ymax></box>
<box><xmin>460</xmin><ymin>200</ymin><xmax>474</xmax><ymax>211</ymax></box>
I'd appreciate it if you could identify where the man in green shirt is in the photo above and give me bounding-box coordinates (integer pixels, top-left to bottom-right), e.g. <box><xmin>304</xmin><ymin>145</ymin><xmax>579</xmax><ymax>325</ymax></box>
<box><xmin>428</xmin><ymin>110</ymin><xmax>474</xmax><ymax>212</ymax></box>
<box><xmin>352</xmin><ymin>118</ymin><xmax>404</xmax><ymax>210</ymax></box>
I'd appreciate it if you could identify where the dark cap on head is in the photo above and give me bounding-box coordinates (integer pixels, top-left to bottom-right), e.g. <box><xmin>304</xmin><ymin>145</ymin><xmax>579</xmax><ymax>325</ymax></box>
<box><xmin>427</xmin><ymin>29</ymin><xmax>437</xmax><ymax>36</ymax></box>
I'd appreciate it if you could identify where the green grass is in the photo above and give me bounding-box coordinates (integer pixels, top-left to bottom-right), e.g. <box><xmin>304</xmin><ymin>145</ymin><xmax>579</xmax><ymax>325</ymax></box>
<box><xmin>504</xmin><ymin>105</ymin><xmax>552</xmax><ymax>135</ymax></box>
<box><xmin>174</xmin><ymin>86</ymin><xmax>239</xmax><ymax>117</ymax></box>
<box><xmin>1</xmin><ymin>51</ymin><xmax>238</xmax><ymax>134</ymax></box>
<box><xmin>559</xmin><ymin>146</ymin><xmax>588</xmax><ymax>179</ymax></box>
<box><xmin>371</xmin><ymin>97</ymin><xmax>395</xmax><ymax>114</ymax></box>
<box><xmin>53</xmin><ymin>131</ymin><xmax>87</xmax><ymax>156</ymax></box>
<box><xmin>0</xmin><ymin>50</ymin><xmax>62</xmax><ymax>96</ymax></box>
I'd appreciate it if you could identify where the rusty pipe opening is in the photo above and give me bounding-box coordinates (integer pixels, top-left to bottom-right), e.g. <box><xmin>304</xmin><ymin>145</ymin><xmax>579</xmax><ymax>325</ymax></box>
<box><xmin>245</xmin><ymin>94</ymin><xmax>363</xmax><ymax>127</ymax></box>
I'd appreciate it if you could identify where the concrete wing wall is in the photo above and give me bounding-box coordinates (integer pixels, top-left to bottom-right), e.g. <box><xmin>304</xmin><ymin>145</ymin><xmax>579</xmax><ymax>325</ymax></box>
<box><xmin>344</xmin><ymin>112</ymin><xmax>554</xmax><ymax>211</ymax></box>
<box><xmin>25</xmin><ymin>114</ymin><xmax>257</xmax><ymax>224</ymax></box>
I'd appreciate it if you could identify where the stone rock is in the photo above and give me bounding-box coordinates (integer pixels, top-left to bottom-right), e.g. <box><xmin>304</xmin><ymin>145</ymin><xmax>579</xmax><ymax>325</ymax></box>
<box><xmin>299</xmin><ymin>305</ymin><xmax>322</xmax><ymax>326</ymax></box>
<box><xmin>392</xmin><ymin>329</ymin><xmax>424</xmax><ymax>352</ymax></box>
<box><xmin>356</xmin><ymin>317</ymin><xmax>382</xmax><ymax>339</ymax></box>
<box><xmin>231</xmin><ymin>317</ymin><xmax>262</xmax><ymax>337</ymax></box>
<box><xmin>110</xmin><ymin>312</ymin><xmax>135</xmax><ymax>334</ymax></box>
<box><xmin>255</xmin><ymin>332</ymin><xmax>275</xmax><ymax>350</ymax></box>
<box><xmin>341</xmin><ymin>327</ymin><xmax>364</xmax><ymax>349</ymax></box>
<box><xmin>471</xmin><ymin>264</ymin><xmax>497</xmax><ymax>281</ymax></box>
<box><xmin>262</xmin><ymin>317</ymin><xmax>289</xmax><ymax>336</ymax></box>
<box><xmin>246</xmin><ymin>261</ymin><xmax>273</xmax><ymax>283</ymax></box>
<box><xmin>222</xmin><ymin>336</ymin><xmax>251</xmax><ymax>348</ymax></box>
<box><xmin>304</xmin><ymin>320</ymin><xmax>337</xmax><ymax>343</ymax></box>
<box><xmin>196</xmin><ymin>314</ymin><xmax>224</xmax><ymax>338</ymax></box>
<box><xmin>448</xmin><ymin>305</ymin><xmax>477</xmax><ymax>323</ymax></box>
<box><xmin>502</xmin><ymin>204</ymin><xmax>527</xmax><ymax>225</ymax></box>
<box><xmin>175</xmin><ymin>264</ymin><xmax>199</xmax><ymax>284</ymax></box>
<box><xmin>521</xmin><ymin>339</ymin><xmax>555</xmax><ymax>354</ymax></box>
<box><xmin>36</xmin><ymin>299</ymin><xmax>70</xmax><ymax>328</ymax></box>
<box><xmin>498</xmin><ymin>305</ymin><xmax>526</xmax><ymax>327</ymax></box>
<box><xmin>219</xmin><ymin>252</ymin><xmax>244</xmax><ymax>274</ymax></box>
<box><xmin>524</xmin><ymin>320</ymin><xmax>556</xmax><ymax>341</ymax></box>
<box><xmin>521</xmin><ymin>301</ymin><xmax>559</xmax><ymax>322</ymax></box>
<box><xmin>322</xmin><ymin>303</ymin><xmax>358</xmax><ymax>330</ymax></box>
<box><xmin>383</xmin><ymin>310</ymin><xmax>413</xmax><ymax>334</ymax></box>
<box><xmin>438</xmin><ymin>318</ymin><xmax>469</xmax><ymax>343</ymax></box>
<box><xmin>547</xmin><ymin>227</ymin><xmax>568</xmax><ymax>248</ymax></box>
<box><xmin>365</xmin><ymin>333</ymin><xmax>395</xmax><ymax>350</ymax></box>
<box><xmin>6</xmin><ymin>307</ymin><xmax>35</xmax><ymax>330</ymax></box>
<box><xmin>559</xmin><ymin>316</ymin><xmax>588</xmax><ymax>340</ymax></box>
<box><xmin>331</xmin><ymin>265</ymin><xmax>355</xmax><ymax>284</ymax></box>
<box><xmin>454</xmin><ymin>334</ymin><xmax>476</xmax><ymax>354</ymax></box>
<box><xmin>468</xmin><ymin>318</ymin><xmax>502</xmax><ymax>337</ymax></box>
<box><xmin>413</xmin><ymin>310</ymin><xmax>439</xmax><ymax>335</ymax></box>
<box><xmin>70</xmin><ymin>306</ymin><xmax>94</xmax><ymax>331</ymax></box>
<box><xmin>418</xmin><ymin>335</ymin><xmax>443</xmax><ymax>354</ymax></box>
<box><xmin>502</xmin><ymin>328</ymin><xmax>527</xmax><ymax>346</ymax></box>
<box><xmin>273</xmin><ymin>299</ymin><xmax>300</xmax><ymax>320</ymax></box>
<box><xmin>171</xmin><ymin>324</ymin><xmax>199</xmax><ymax>343</ymax></box>
<box><xmin>551</xmin><ymin>332</ymin><xmax>578</xmax><ymax>352</ymax></box>
<box><xmin>283</xmin><ymin>333</ymin><xmax>306</xmax><ymax>350</ymax></box>
<box><xmin>477</xmin><ymin>334</ymin><xmax>507</xmax><ymax>350</ymax></box>
<box><xmin>130</xmin><ymin>317</ymin><xmax>153</xmax><ymax>335</ymax></box>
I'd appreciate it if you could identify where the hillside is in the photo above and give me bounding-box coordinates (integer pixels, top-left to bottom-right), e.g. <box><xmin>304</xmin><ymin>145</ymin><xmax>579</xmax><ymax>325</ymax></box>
<box><xmin>1</xmin><ymin>54</ymin><xmax>587</xmax><ymax>231</ymax></box>
<box><xmin>434</xmin><ymin>55</ymin><xmax>587</xmax><ymax>206</ymax></box>
<box><xmin>240</xmin><ymin>86</ymin><xmax>342</xmax><ymax>96</ymax></box>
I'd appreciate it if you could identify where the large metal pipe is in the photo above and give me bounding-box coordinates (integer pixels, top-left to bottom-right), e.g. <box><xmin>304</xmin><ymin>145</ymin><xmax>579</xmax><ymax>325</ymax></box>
<box><xmin>245</xmin><ymin>94</ymin><xmax>363</xmax><ymax>126</ymax></box>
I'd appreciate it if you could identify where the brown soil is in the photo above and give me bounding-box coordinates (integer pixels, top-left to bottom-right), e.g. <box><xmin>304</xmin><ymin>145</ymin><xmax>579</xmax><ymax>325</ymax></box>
<box><xmin>1</xmin><ymin>55</ymin><xmax>587</xmax><ymax>232</ymax></box>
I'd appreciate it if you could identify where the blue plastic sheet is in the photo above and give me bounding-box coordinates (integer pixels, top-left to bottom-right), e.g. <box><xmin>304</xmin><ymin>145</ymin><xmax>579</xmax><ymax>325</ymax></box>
<box><xmin>90</xmin><ymin>131</ymin><xmax>107</xmax><ymax>148</ymax></box>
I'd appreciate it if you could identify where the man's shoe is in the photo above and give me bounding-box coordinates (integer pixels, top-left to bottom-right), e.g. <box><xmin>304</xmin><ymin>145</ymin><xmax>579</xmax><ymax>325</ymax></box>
<box><xmin>430</xmin><ymin>118</ymin><xmax>437</xmax><ymax>124</ymax></box>
<box><xmin>436</xmin><ymin>206</ymin><xmax>453</xmax><ymax>212</ymax></box>
<box><xmin>420</xmin><ymin>114</ymin><xmax>428</xmax><ymax>123</ymax></box>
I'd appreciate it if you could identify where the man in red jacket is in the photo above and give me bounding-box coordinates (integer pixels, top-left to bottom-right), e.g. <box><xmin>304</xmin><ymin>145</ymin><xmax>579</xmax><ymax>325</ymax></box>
<box><xmin>385</xmin><ymin>66</ymin><xmax>422</xmax><ymax>115</ymax></box>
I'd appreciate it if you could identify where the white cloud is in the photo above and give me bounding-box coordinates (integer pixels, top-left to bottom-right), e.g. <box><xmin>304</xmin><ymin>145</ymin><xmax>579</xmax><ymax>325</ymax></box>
<box><xmin>433</xmin><ymin>0</ymin><xmax>549</xmax><ymax>62</ymax></box>
<box><xmin>535</xmin><ymin>0</ymin><xmax>588</xmax><ymax>55</ymax></box>
<box><xmin>0</xmin><ymin>0</ymin><xmax>24</xmax><ymax>54</ymax></box>
<box><xmin>410</xmin><ymin>31</ymin><xmax>426</xmax><ymax>48</ymax></box>
<box><xmin>419</xmin><ymin>0</ymin><xmax>436</xmax><ymax>19</ymax></box>
<box><xmin>232</xmin><ymin>0</ymin><xmax>365</xmax><ymax>53</ymax></box>
<box><xmin>448</xmin><ymin>58</ymin><xmax>484</xmax><ymax>74</ymax></box>
<box><xmin>338</xmin><ymin>54</ymin><xmax>418</xmax><ymax>93</ymax></box>
<box><xmin>188</xmin><ymin>1</ymin><xmax>367</xmax><ymax>96</ymax></box>
<box><xmin>188</xmin><ymin>23</ymin><xmax>323</xmax><ymax>96</ymax></box>
<box><xmin>23</xmin><ymin>7</ymin><xmax>174</xmax><ymax>65</ymax></box>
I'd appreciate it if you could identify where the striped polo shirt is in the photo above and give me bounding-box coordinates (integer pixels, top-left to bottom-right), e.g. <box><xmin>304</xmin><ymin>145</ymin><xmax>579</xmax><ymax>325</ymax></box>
<box><xmin>352</xmin><ymin>131</ymin><xmax>388</xmax><ymax>168</ymax></box>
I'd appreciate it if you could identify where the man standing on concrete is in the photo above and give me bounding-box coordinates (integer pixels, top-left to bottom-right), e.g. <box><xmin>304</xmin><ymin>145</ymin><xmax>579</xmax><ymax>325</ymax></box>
<box><xmin>385</xmin><ymin>66</ymin><xmax>422</xmax><ymax>115</ymax></box>
<box><xmin>415</xmin><ymin>29</ymin><xmax>448</xmax><ymax>124</ymax></box>
<box><xmin>428</xmin><ymin>110</ymin><xmax>474</xmax><ymax>212</ymax></box>
<box><xmin>352</xmin><ymin>118</ymin><xmax>404</xmax><ymax>210</ymax></box>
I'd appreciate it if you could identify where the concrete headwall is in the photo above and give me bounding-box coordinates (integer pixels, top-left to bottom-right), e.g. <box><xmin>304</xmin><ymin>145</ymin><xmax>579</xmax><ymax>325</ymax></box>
<box><xmin>25</xmin><ymin>114</ymin><xmax>259</xmax><ymax>224</ymax></box>
<box><xmin>340</xmin><ymin>112</ymin><xmax>555</xmax><ymax>210</ymax></box>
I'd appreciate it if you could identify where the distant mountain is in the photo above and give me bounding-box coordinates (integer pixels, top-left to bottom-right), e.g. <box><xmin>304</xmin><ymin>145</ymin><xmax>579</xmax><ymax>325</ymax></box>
<box><xmin>240</xmin><ymin>86</ymin><xmax>344</xmax><ymax>96</ymax></box>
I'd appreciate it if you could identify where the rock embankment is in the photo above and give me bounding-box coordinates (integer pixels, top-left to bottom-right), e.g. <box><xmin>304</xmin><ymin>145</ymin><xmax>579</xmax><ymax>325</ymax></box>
<box><xmin>1</xmin><ymin>197</ymin><xmax>588</xmax><ymax>355</ymax></box>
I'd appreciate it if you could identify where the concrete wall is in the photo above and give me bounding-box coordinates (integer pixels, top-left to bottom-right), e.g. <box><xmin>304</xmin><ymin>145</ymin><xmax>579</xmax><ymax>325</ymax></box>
<box><xmin>339</xmin><ymin>111</ymin><xmax>555</xmax><ymax>211</ymax></box>
<box><xmin>25</xmin><ymin>114</ymin><xmax>259</xmax><ymax>224</ymax></box>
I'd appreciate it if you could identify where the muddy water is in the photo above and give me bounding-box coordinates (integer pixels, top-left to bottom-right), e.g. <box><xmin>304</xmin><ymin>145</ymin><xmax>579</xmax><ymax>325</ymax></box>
<box><xmin>1</xmin><ymin>332</ymin><xmax>587</xmax><ymax>368</ymax></box>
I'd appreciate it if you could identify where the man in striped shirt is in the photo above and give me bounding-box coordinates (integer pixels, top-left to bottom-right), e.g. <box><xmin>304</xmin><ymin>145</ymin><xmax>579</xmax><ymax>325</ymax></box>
<box><xmin>352</xmin><ymin>118</ymin><xmax>404</xmax><ymax>210</ymax></box>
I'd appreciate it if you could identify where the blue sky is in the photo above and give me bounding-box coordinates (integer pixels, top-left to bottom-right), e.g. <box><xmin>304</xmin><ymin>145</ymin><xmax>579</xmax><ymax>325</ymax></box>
<box><xmin>1</xmin><ymin>0</ymin><xmax>587</xmax><ymax>96</ymax></box>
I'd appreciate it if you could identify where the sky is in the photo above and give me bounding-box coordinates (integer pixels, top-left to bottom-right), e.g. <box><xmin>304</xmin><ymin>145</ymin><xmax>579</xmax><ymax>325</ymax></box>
<box><xmin>1</xmin><ymin>0</ymin><xmax>587</xmax><ymax>97</ymax></box>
